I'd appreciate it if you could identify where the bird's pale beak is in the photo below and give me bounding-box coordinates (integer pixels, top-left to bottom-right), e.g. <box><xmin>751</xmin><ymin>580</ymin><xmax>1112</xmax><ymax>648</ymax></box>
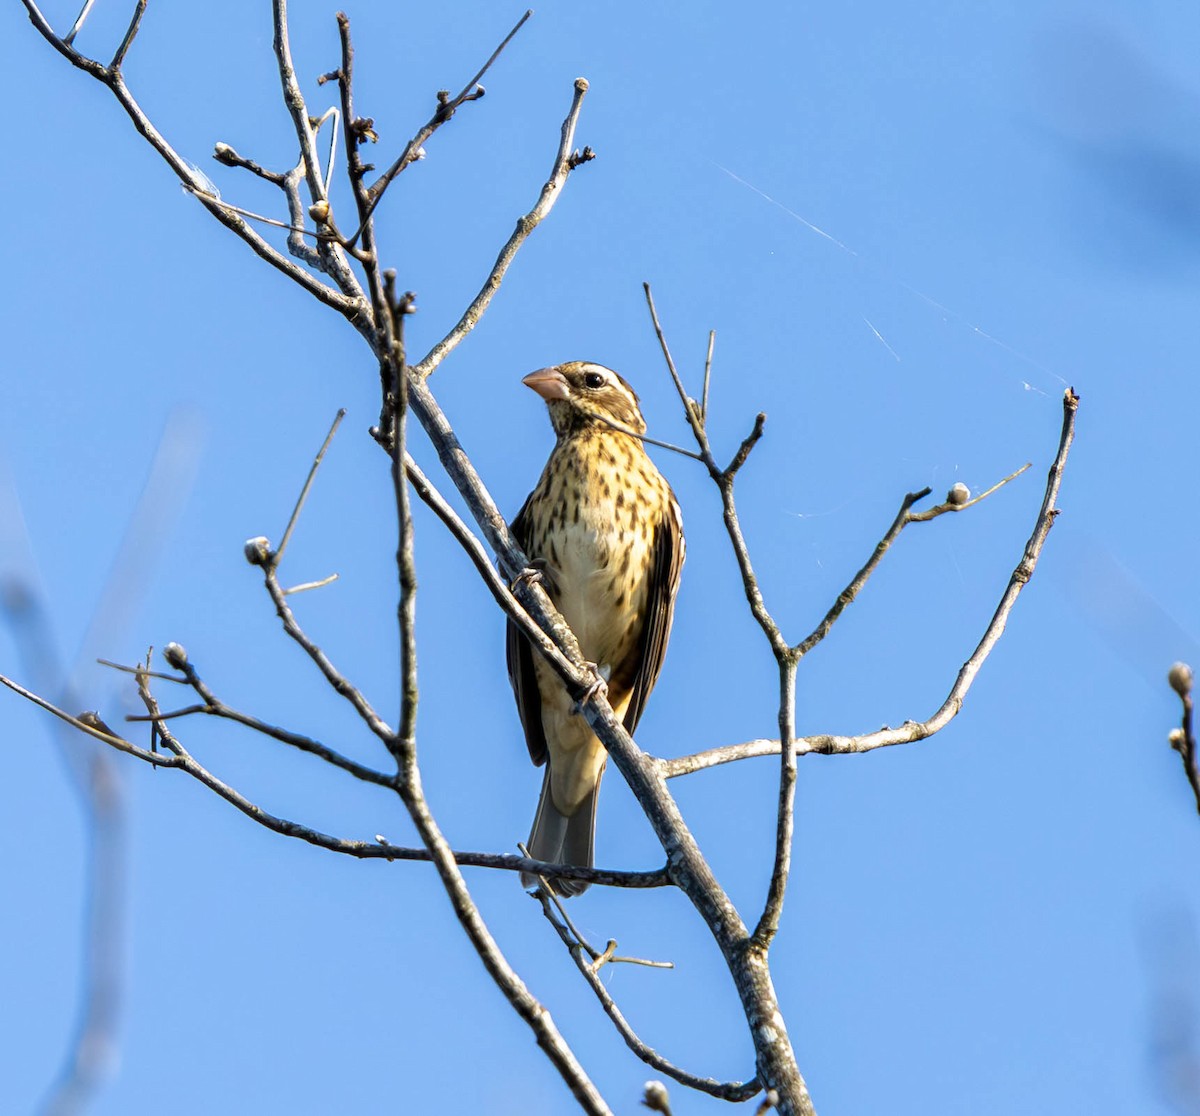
<box><xmin>522</xmin><ymin>367</ymin><xmax>570</xmax><ymax>402</ymax></box>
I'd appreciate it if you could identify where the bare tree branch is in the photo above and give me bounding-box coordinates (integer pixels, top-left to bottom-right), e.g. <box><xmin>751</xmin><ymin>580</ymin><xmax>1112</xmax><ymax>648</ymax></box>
<box><xmin>5</xmin><ymin>668</ymin><xmax>666</xmax><ymax>888</ymax></box>
<box><xmin>387</xmin><ymin>748</ymin><xmax>614</xmax><ymax>1113</ymax></box>
<box><xmin>412</xmin><ymin>77</ymin><xmax>594</xmax><ymax>379</ymax></box>
<box><xmin>18</xmin><ymin>1</ymin><xmax>372</xmax><ymax>327</ymax></box>
<box><xmin>661</xmin><ymin>389</ymin><xmax>1081</xmax><ymax>782</ymax></box>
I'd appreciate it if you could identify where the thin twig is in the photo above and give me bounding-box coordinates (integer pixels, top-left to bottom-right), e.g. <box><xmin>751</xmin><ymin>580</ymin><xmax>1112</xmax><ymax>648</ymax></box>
<box><xmin>97</xmin><ymin>659</ymin><xmax>187</xmax><ymax>684</ymax></box>
<box><xmin>413</xmin><ymin>77</ymin><xmax>592</xmax><ymax>379</ymax></box>
<box><xmin>213</xmin><ymin>142</ymin><xmax>286</xmax><ymax>185</ymax></box>
<box><xmin>517</xmin><ymin>844</ymin><xmax>673</xmax><ymax>969</ymax></box>
<box><xmin>701</xmin><ymin>330</ymin><xmax>715</xmax><ymax>427</ymax></box>
<box><xmin>110</xmin><ymin>0</ymin><xmax>146</xmax><ymax>71</ymax></box>
<box><xmin>793</xmin><ymin>488</ymin><xmax>930</xmax><ymax>659</ymax></box>
<box><xmin>62</xmin><ymin>0</ymin><xmax>96</xmax><ymax>45</ymax></box>
<box><xmin>0</xmin><ymin>673</ymin><xmax>175</xmax><ymax>767</ymax></box>
<box><xmin>582</xmin><ymin>409</ymin><xmax>706</xmax><ymax>462</ymax></box>
<box><xmin>181</xmin><ymin>186</ymin><xmax>334</xmax><ymax>240</ymax></box>
<box><xmin>793</xmin><ymin>466</ymin><xmax>1031</xmax><ymax>662</ymax></box>
<box><xmin>283</xmin><ymin>573</ymin><xmax>339</xmax><ymax>595</ymax></box>
<box><xmin>907</xmin><ymin>463</ymin><xmax>1031</xmax><ymax>522</ymax></box>
<box><xmin>259</xmin><ymin>566</ymin><xmax>395</xmax><ymax>745</ymax></box>
<box><xmin>271</xmin><ymin>0</ymin><xmax>328</xmax><ymax>204</ymax></box>
<box><xmin>642</xmin><ymin>284</ymin><xmax>709</xmax><ymax>451</ymax></box>
<box><xmin>532</xmin><ymin>886</ymin><xmax>762</xmax><ymax>1102</ymax></box>
<box><xmin>392</xmin><ymin>303</ymin><xmax>418</xmax><ymax>765</ymax></box>
<box><xmin>276</xmin><ymin>409</ymin><xmax>346</xmax><ymax>563</ymax></box>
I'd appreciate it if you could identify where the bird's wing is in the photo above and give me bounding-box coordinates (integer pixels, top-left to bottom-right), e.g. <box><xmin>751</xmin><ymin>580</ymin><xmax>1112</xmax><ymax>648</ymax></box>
<box><xmin>506</xmin><ymin>494</ymin><xmax>548</xmax><ymax>767</ymax></box>
<box><xmin>623</xmin><ymin>491</ymin><xmax>685</xmax><ymax>735</ymax></box>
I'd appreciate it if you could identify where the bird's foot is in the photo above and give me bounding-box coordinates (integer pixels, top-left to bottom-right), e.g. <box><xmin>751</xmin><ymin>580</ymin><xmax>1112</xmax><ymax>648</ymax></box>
<box><xmin>573</xmin><ymin>664</ymin><xmax>609</xmax><ymax>715</ymax></box>
<box><xmin>512</xmin><ymin>558</ymin><xmax>559</xmax><ymax>596</ymax></box>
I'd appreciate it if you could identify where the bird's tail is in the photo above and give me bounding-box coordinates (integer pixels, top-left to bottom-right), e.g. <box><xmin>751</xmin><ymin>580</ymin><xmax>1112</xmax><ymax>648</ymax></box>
<box><xmin>521</xmin><ymin>767</ymin><xmax>599</xmax><ymax>897</ymax></box>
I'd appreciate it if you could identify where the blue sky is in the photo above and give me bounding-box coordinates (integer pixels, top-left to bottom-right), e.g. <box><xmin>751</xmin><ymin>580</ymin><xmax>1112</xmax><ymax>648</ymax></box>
<box><xmin>3</xmin><ymin>2</ymin><xmax>1200</xmax><ymax>1113</ymax></box>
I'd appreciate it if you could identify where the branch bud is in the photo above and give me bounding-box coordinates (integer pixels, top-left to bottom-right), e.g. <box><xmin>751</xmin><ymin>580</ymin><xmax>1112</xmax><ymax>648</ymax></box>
<box><xmin>642</xmin><ymin>1081</ymin><xmax>671</xmax><ymax>1113</ymax></box>
<box><xmin>1168</xmin><ymin>661</ymin><xmax>1193</xmax><ymax>698</ymax></box>
<box><xmin>163</xmin><ymin>642</ymin><xmax>189</xmax><ymax>670</ymax></box>
<box><xmin>1169</xmin><ymin>727</ymin><xmax>1187</xmax><ymax>752</ymax></box>
<box><xmin>244</xmin><ymin>537</ymin><xmax>272</xmax><ymax>566</ymax></box>
<box><xmin>309</xmin><ymin>200</ymin><xmax>330</xmax><ymax>224</ymax></box>
<box><xmin>212</xmin><ymin>142</ymin><xmax>238</xmax><ymax>166</ymax></box>
<box><xmin>947</xmin><ymin>482</ymin><xmax>970</xmax><ymax>506</ymax></box>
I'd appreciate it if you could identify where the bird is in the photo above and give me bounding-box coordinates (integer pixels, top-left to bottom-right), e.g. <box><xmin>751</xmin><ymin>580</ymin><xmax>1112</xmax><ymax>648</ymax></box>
<box><xmin>507</xmin><ymin>361</ymin><xmax>685</xmax><ymax>896</ymax></box>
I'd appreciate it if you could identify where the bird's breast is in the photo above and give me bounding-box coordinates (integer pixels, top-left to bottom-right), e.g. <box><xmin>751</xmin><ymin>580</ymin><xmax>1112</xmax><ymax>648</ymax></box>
<box><xmin>528</xmin><ymin>435</ymin><xmax>667</xmax><ymax>671</ymax></box>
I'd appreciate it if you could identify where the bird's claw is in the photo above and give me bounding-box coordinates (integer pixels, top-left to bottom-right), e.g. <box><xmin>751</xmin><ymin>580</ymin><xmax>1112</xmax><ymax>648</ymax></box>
<box><xmin>573</xmin><ymin>665</ymin><xmax>608</xmax><ymax>715</ymax></box>
<box><xmin>512</xmin><ymin>558</ymin><xmax>559</xmax><ymax>596</ymax></box>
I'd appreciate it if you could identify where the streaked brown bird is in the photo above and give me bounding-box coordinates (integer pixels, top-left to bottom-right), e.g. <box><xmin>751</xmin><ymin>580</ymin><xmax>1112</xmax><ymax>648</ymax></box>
<box><xmin>508</xmin><ymin>361</ymin><xmax>685</xmax><ymax>896</ymax></box>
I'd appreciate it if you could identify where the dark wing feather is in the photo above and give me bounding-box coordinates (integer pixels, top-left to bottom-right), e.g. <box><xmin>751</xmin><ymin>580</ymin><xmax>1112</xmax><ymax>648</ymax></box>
<box><xmin>622</xmin><ymin>490</ymin><xmax>685</xmax><ymax>734</ymax></box>
<box><xmin>506</xmin><ymin>493</ymin><xmax>548</xmax><ymax>766</ymax></box>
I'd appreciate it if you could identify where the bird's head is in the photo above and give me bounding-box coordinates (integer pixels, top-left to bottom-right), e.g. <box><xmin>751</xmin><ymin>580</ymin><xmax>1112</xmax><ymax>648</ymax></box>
<box><xmin>522</xmin><ymin>361</ymin><xmax>646</xmax><ymax>438</ymax></box>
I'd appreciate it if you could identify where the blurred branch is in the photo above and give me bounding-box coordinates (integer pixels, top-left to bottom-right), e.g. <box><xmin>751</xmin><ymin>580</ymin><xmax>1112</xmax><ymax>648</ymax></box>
<box><xmin>1</xmin><ymin>412</ymin><xmax>199</xmax><ymax>1116</ymax></box>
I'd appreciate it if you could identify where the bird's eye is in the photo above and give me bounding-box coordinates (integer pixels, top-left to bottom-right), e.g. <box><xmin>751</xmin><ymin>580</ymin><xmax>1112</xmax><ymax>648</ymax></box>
<box><xmin>583</xmin><ymin>371</ymin><xmax>605</xmax><ymax>389</ymax></box>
